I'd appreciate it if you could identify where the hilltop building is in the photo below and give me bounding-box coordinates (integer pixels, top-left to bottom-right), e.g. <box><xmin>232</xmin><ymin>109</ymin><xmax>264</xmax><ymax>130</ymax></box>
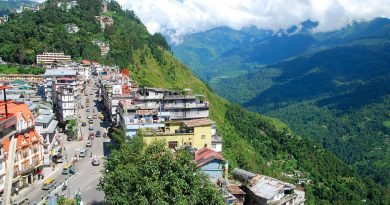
<box><xmin>0</xmin><ymin>14</ymin><xmax>9</xmax><ymax>25</ymax></box>
<box><xmin>36</xmin><ymin>52</ymin><xmax>71</xmax><ymax>66</ymax></box>
<box><xmin>95</xmin><ymin>15</ymin><xmax>114</xmax><ymax>31</ymax></box>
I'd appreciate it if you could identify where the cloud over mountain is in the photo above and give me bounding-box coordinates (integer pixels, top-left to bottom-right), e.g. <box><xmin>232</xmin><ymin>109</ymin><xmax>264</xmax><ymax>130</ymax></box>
<box><xmin>118</xmin><ymin>0</ymin><xmax>390</xmax><ymax>43</ymax></box>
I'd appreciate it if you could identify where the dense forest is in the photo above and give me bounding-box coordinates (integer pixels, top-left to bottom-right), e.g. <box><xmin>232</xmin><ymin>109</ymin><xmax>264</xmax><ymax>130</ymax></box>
<box><xmin>0</xmin><ymin>0</ymin><xmax>389</xmax><ymax>203</ymax></box>
<box><xmin>173</xmin><ymin>18</ymin><xmax>390</xmax><ymax>196</ymax></box>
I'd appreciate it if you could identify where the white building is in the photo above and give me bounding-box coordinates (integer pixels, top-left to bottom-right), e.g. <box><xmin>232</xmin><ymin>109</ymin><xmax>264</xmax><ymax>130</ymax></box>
<box><xmin>36</xmin><ymin>52</ymin><xmax>71</xmax><ymax>65</ymax></box>
<box><xmin>54</xmin><ymin>86</ymin><xmax>76</xmax><ymax>124</ymax></box>
<box><xmin>44</xmin><ymin>69</ymin><xmax>77</xmax><ymax>103</ymax></box>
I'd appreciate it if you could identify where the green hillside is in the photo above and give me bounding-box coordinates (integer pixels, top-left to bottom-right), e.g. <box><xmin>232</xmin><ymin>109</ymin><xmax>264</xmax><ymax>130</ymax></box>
<box><xmin>0</xmin><ymin>1</ymin><xmax>388</xmax><ymax>204</ymax></box>
<box><xmin>212</xmin><ymin>41</ymin><xmax>390</xmax><ymax>190</ymax></box>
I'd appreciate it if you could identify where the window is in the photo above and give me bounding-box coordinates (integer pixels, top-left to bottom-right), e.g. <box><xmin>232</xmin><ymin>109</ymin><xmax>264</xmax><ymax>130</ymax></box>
<box><xmin>201</xmin><ymin>135</ymin><xmax>206</xmax><ymax>139</ymax></box>
<box><xmin>168</xmin><ymin>141</ymin><xmax>178</xmax><ymax>149</ymax></box>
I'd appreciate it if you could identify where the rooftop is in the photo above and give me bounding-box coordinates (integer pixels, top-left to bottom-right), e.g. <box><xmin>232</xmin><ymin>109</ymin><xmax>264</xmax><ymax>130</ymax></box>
<box><xmin>183</xmin><ymin>118</ymin><xmax>214</xmax><ymax>127</ymax></box>
<box><xmin>233</xmin><ymin>168</ymin><xmax>295</xmax><ymax>200</ymax></box>
<box><xmin>194</xmin><ymin>147</ymin><xmax>224</xmax><ymax>167</ymax></box>
<box><xmin>44</xmin><ymin>69</ymin><xmax>77</xmax><ymax>76</ymax></box>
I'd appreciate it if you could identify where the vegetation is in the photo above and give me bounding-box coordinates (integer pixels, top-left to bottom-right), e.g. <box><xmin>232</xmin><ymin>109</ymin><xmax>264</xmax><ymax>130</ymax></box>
<box><xmin>0</xmin><ymin>0</ymin><xmax>388</xmax><ymax>203</ymax></box>
<box><xmin>174</xmin><ymin>17</ymin><xmax>390</xmax><ymax>196</ymax></box>
<box><xmin>100</xmin><ymin>129</ymin><xmax>224</xmax><ymax>205</ymax></box>
<box><xmin>0</xmin><ymin>64</ymin><xmax>45</xmax><ymax>74</ymax></box>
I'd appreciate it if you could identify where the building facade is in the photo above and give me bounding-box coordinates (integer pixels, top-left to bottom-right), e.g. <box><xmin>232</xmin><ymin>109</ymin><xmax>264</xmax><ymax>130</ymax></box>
<box><xmin>36</xmin><ymin>52</ymin><xmax>71</xmax><ymax>65</ymax></box>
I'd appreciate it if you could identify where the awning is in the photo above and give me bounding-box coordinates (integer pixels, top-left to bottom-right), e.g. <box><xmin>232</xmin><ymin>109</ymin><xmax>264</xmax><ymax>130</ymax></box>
<box><xmin>20</xmin><ymin>167</ymin><xmax>35</xmax><ymax>176</ymax></box>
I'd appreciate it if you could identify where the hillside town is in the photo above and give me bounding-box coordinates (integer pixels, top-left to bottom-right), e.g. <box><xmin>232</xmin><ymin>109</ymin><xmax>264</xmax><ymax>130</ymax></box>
<box><xmin>0</xmin><ymin>0</ymin><xmax>309</xmax><ymax>204</ymax></box>
<box><xmin>0</xmin><ymin>51</ymin><xmax>306</xmax><ymax>204</ymax></box>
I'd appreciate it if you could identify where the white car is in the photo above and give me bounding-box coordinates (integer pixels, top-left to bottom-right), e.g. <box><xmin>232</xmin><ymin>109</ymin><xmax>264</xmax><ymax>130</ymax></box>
<box><xmin>92</xmin><ymin>158</ymin><xmax>100</xmax><ymax>166</ymax></box>
<box><xmin>86</xmin><ymin>140</ymin><xmax>92</xmax><ymax>147</ymax></box>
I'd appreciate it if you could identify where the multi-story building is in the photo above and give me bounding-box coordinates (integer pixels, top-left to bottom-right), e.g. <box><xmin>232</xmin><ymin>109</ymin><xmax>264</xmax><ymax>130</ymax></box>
<box><xmin>54</xmin><ymin>86</ymin><xmax>76</xmax><ymax>125</ymax></box>
<box><xmin>95</xmin><ymin>16</ymin><xmax>114</xmax><ymax>30</ymax></box>
<box><xmin>117</xmin><ymin>100</ymin><xmax>170</xmax><ymax>137</ymax></box>
<box><xmin>0</xmin><ymin>101</ymin><xmax>44</xmax><ymax>193</ymax></box>
<box><xmin>44</xmin><ymin>69</ymin><xmax>77</xmax><ymax>103</ymax></box>
<box><xmin>162</xmin><ymin>94</ymin><xmax>209</xmax><ymax>120</ymax></box>
<box><xmin>142</xmin><ymin>118</ymin><xmax>214</xmax><ymax>150</ymax></box>
<box><xmin>36</xmin><ymin>52</ymin><xmax>71</xmax><ymax>65</ymax></box>
<box><xmin>32</xmin><ymin>104</ymin><xmax>58</xmax><ymax>165</ymax></box>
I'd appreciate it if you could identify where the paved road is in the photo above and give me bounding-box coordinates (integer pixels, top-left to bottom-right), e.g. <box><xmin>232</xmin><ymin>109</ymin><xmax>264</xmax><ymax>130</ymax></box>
<box><xmin>28</xmin><ymin>77</ymin><xmax>109</xmax><ymax>204</ymax></box>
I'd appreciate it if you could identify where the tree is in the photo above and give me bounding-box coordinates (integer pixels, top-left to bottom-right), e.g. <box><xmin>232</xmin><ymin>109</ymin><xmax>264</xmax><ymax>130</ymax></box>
<box><xmin>99</xmin><ymin>135</ymin><xmax>224</xmax><ymax>205</ymax></box>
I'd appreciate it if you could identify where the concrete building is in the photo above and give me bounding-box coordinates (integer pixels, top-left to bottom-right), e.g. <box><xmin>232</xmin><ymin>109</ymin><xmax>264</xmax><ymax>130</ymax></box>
<box><xmin>233</xmin><ymin>168</ymin><xmax>305</xmax><ymax>205</ymax></box>
<box><xmin>44</xmin><ymin>69</ymin><xmax>77</xmax><ymax>103</ymax></box>
<box><xmin>143</xmin><ymin>118</ymin><xmax>214</xmax><ymax>150</ymax></box>
<box><xmin>95</xmin><ymin>16</ymin><xmax>114</xmax><ymax>31</ymax></box>
<box><xmin>54</xmin><ymin>86</ymin><xmax>76</xmax><ymax>125</ymax></box>
<box><xmin>32</xmin><ymin>105</ymin><xmax>58</xmax><ymax>165</ymax></box>
<box><xmin>162</xmin><ymin>94</ymin><xmax>209</xmax><ymax>120</ymax></box>
<box><xmin>0</xmin><ymin>101</ymin><xmax>44</xmax><ymax>194</ymax></box>
<box><xmin>0</xmin><ymin>14</ymin><xmax>9</xmax><ymax>25</ymax></box>
<box><xmin>36</xmin><ymin>52</ymin><xmax>71</xmax><ymax>65</ymax></box>
<box><xmin>117</xmin><ymin>100</ymin><xmax>170</xmax><ymax>137</ymax></box>
<box><xmin>194</xmin><ymin>147</ymin><xmax>225</xmax><ymax>183</ymax></box>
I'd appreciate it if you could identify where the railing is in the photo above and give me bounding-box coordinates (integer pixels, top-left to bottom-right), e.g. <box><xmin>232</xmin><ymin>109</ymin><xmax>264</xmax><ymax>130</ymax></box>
<box><xmin>163</xmin><ymin>103</ymin><xmax>208</xmax><ymax>109</ymax></box>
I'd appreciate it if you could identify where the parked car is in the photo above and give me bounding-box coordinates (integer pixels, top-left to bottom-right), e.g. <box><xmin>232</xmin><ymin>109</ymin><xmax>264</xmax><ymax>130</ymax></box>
<box><xmin>86</xmin><ymin>109</ymin><xmax>90</xmax><ymax>112</ymax></box>
<box><xmin>89</xmin><ymin>125</ymin><xmax>93</xmax><ymax>130</ymax></box>
<box><xmin>81</xmin><ymin>121</ymin><xmax>86</xmax><ymax>126</ymax></box>
<box><xmin>96</xmin><ymin>130</ymin><xmax>101</xmax><ymax>137</ymax></box>
<box><xmin>89</xmin><ymin>119</ymin><xmax>94</xmax><ymax>124</ymax></box>
<box><xmin>79</xmin><ymin>149</ymin><xmax>87</xmax><ymax>157</ymax></box>
<box><xmin>67</xmin><ymin>136</ymin><xmax>73</xmax><ymax>141</ymax></box>
<box><xmin>89</xmin><ymin>132</ymin><xmax>94</xmax><ymax>140</ymax></box>
<box><xmin>86</xmin><ymin>140</ymin><xmax>92</xmax><ymax>147</ymax></box>
<box><xmin>92</xmin><ymin>158</ymin><xmax>100</xmax><ymax>166</ymax></box>
<box><xmin>93</xmin><ymin>115</ymin><xmax>97</xmax><ymax>119</ymax></box>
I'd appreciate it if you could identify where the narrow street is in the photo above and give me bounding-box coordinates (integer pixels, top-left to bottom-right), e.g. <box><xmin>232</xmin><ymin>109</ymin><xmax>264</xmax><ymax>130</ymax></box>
<box><xmin>27</xmin><ymin>77</ymin><xmax>110</xmax><ymax>204</ymax></box>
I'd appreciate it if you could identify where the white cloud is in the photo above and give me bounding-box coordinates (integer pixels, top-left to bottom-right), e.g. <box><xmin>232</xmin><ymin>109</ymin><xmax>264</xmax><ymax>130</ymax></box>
<box><xmin>118</xmin><ymin>0</ymin><xmax>390</xmax><ymax>43</ymax></box>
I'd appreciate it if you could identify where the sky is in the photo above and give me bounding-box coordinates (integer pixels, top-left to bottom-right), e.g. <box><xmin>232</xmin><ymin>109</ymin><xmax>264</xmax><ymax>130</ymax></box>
<box><xmin>117</xmin><ymin>0</ymin><xmax>390</xmax><ymax>43</ymax></box>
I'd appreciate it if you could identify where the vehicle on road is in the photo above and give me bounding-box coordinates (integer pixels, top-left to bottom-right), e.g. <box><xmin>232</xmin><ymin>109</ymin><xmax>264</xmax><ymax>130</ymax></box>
<box><xmin>67</xmin><ymin>136</ymin><xmax>74</xmax><ymax>141</ymax></box>
<box><xmin>62</xmin><ymin>164</ymin><xmax>75</xmax><ymax>175</ymax></box>
<box><xmin>98</xmin><ymin>113</ymin><xmax>104</xmax><ymax>120</ymax></box>
<box><xmin>79</xmin><ymin>149</ymin><xmax>87</xmax><ymax>157</ymax></box>
<box><xmin>88</xmin><ymin>119</ymin><xmax>93</xmax><ymax>124</ymax></box>
<box><xmin>87</xmin><ymin>115</ymin><xmax>92</xmax><ymax>119</ymax></box>
<box><xmin>96</xmin><ymin>130</ymin><xmax>101</xmax><ymax>137</ymax></box>
<box><xmin>89</xmin><ymin>125</ymin><xmax>94</xmax><ymax>131</ymax></box>
<box><xmin>52</xmin><ymin>154</ymin><xmax>63</xmax><ymax>163</ymax></box>
<box><xmin>93</xmin><ymin>115</ymin><xmax>97</xmax><ymax>119</ymax></box>
<box><xmin>92</xmin><ymin>158</ymin><xmax>100</xmax><ymax>166</ymax></box>
<box><xmin>89</xmin><ymin>132</ymin><xmax>94</xmax><ymax>140</ymax></box>
<box><xmin>82</xmin><ymin>122</ymin><xmax>86</xmax><ymax>127</ymax></box>
<box><xmin>42</xmin><ymin>178</ymin><xmax>56</xmax><ymax>190</ymax></box>
<box><xmin>86</xmin><ymin>109</ymin><xmax>90</xmax><ymax>112</ymax></box>
<box><xmin>86</xmin><ymin>140</ymin><xmax>92</xmax><ymax>147</ymax></box>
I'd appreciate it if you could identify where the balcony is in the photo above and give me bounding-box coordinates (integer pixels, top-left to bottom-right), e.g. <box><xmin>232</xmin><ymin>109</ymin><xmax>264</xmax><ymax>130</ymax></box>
<box><xmin>163</xmin><ymin>103</ymin><xmax>208</xmax><ymax>109</ymax></box>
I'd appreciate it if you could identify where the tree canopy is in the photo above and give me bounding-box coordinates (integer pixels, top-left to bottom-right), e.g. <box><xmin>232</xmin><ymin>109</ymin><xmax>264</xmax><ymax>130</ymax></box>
<box><xmin>99</xmin><ymin>130</ymin><xmax>224</xmax><ymax>205</ymax></box>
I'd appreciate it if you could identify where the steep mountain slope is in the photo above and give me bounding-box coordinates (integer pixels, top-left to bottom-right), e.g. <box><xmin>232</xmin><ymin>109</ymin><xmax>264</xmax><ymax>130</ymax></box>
<box><xmin>213</xmin><ymin>40</ymin><xmax>390</xmax><ymax>189</ymax></box>
<box><xmin>171</xmin><ymin>27</ymin><xmax>272</xmax><ymax>80</ymax></box>
<box><xmin>0</xmin><ymin>1</ymin><xmax>388</xmax><ymax>203</ymax></box>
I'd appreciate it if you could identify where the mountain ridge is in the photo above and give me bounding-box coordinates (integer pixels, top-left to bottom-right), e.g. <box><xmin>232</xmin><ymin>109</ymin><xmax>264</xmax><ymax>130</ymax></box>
<box><xmin>0</xmin><ymin>1</ymin><xmax>388</xmax><ymax>203</ymax></box>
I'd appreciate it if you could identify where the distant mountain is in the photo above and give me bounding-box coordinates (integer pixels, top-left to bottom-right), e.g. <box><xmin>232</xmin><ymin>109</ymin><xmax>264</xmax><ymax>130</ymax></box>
<box><xmin>0</xmin><ymin>0</ymin><xmax>37</xmax><ymax>11</ymax></box>
<box><xmin>171</xmin><ymin>26</ymin><xmax>272</xmax><ymax>80</ymax></box>
<box><xmin>184</xmin><ymin>18</ymin><xmax>390</xmax><ymax>188</ymax></box>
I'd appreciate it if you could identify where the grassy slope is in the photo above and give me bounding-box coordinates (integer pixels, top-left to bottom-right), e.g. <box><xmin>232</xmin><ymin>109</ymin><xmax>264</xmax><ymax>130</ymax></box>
<box><xmin>127</xmin><ymin>47</ymin><xmax>386</xmax><ymax>204</ymax></box>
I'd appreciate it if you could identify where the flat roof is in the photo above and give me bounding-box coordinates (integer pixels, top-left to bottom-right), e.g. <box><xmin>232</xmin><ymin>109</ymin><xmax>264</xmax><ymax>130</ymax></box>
<box><xmin>44</xmin><ymin>69</ymin><xmax>76</xmax><ymax>76</ymax></box>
